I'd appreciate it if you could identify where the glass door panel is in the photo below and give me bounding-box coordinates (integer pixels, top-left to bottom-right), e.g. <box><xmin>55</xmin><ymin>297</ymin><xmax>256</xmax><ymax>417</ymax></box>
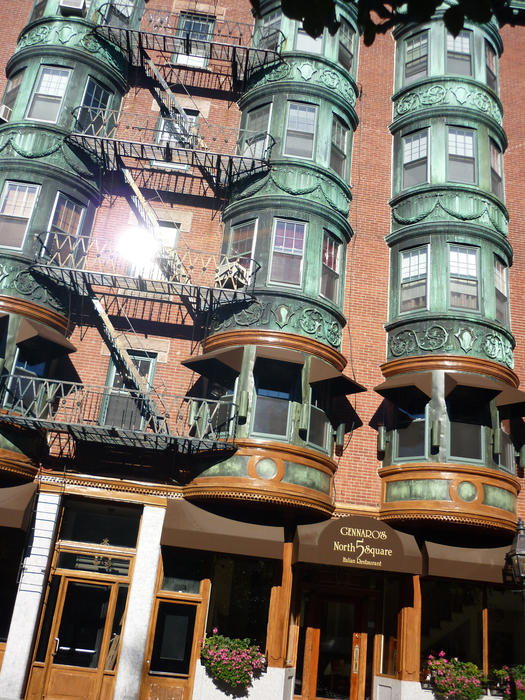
<box><xmin>316</xmin><ymin>600</ymin><xmax>355</xmax><ymax>699</ymax></box>
<box><xmin>54</xmin><ymin>581</ymin><xmax>111</xmax><ymax>667</ymax></box>
<box><xmin>150</xmin><ymin>601</ymin><xmax>197</xmax><ymax>675</ymax></box>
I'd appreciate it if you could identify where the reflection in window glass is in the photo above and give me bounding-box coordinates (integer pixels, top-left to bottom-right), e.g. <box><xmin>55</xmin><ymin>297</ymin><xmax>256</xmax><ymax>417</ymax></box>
<box><xmin>421</xmin><ymin>580</ymin><xmax>483</xmax><ymax>666</ymax></box>
<box><xmin>405</xmin><ymin>32</ymin><xmax>428</xmax><ymax>84</ymax></box>
<box><xmin>270</xmin><ymin>219</ymin><xmax>305</xmax><ymax>285</ymax></box>
<box><xmin>400</xmin><ymin>246</ymin><xmax>427</xmax><ymax>312</ymax></box>
<box><xmin>161</xmin><ymin>548</ymin><xmax>209</xmax><ymax>595</ymax></box>
<box><xmin>449</xmin><ymin>245</ymin><xmax>478</xmax><ymax>310</ymax></box>
<box><xmin>447</xmin><ymin>30</ymin><xmax>472</xmax><ymax>75</ymax></box>
<box><xmin>296</xmin><ymin>28</ymin><xmax>322</xmax><ymax>53</ymax></box>
<box><xmin>285</xmin><ymin>103</ymin><xmax>316</xmax><ymax>158</ymax></box>
<box><xmin>60</xmin><ymin>499</ymin><xmax>142</xmax><ymax>548</ymax></box>
<box><xmin>207</xmin><ymin>555</ymin><xmax>275</xmax><ymax>649</ymax></box>
<box><xmin>448</xmin><ymin>128</ymin><xmax>475</xmax><ymax>183</ymax></box>
<box><xmin>27</xmin><ymin>67</ymin><xmax>70</xmax><ymax>123</ymax></box>
<box><xmin>403</xmin><ymin>131</ymin><xmax>428</xmax><ymax>188</ymax></box>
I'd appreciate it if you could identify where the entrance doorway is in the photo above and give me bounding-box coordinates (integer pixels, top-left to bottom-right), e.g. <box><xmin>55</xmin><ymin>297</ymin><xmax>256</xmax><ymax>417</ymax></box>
<box><xmin>26</xmin><ymin>575</ymin><xmax>128</xmax><ymax>700</ymax></box>
<box><xmin>294</xmin><ymin>594</ymin><xmax>374</xmax><ymax>700</ymax></box>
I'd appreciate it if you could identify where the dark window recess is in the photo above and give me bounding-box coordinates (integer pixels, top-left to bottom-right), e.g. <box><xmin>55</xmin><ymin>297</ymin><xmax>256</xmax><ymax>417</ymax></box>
<box><xmin>446</xmin><ymin>386</ymin><xmax>492</xmax><ymax>461</ymax></box>
<box><xmin>161</xmin><ymin>548</ymin><xmax>210</xmax><ymax>594</ymax></box>
<box><xmin>59</xmin><ymin>499</ymin><xmax>141</xmax><ymax>548</ymax></box>
<box><xmin>150</xmin><ymin>602</ymin><xmax>197</xmax><ymax>675</ymax></box>
<box><xmin>102</xmin><ymin>351</ymin><xmax>155</xmax><ymax>431</ymax></box>
<box><xmin>0</xmin><ymin>530</ymin><xmax>25</xmax><ymax>643</ymax></box>
<box><xmin>207</xmin><ymin>554</ymin><xmax>275</xmax><ymax>649</ymax></box>
<box><xmin>253</xmin><ymin>358</ymin><xmax>301</xmax><ymax>436</ymax></box>
<box><xmin>35</xmin><ymin>576</ymin><xmax>61</xmax><ymax>662</ymax></box>
<box><xmin>395</xmin><ymin>406</ymin><xmax>426</xmax><ymax>459</ymax></box>
<box><xmin>29</xmin><ymin>0</ymin><xmax>47</xmax><ymax>22</ymax></box>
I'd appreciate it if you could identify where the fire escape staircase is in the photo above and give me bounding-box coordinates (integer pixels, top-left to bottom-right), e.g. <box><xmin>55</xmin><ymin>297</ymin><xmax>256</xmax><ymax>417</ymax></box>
<box><xmin>67</xmin><ymin>5</ymin><xmax>278</xmax><ymax>194</ymax></box>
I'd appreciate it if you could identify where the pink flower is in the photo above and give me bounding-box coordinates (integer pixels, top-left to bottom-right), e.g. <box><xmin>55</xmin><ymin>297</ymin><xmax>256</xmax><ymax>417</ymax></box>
<box><xmin>213</xmin><ymin>627</ymin><xmax>218</xmax><ymax>634</ymax></box>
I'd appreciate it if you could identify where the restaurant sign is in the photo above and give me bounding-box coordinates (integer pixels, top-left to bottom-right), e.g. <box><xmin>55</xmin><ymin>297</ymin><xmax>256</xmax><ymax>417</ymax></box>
<box><xmin>294</xmin><ymin>516</ymin><xmax>422</xmax><ymax>574</ymax></box>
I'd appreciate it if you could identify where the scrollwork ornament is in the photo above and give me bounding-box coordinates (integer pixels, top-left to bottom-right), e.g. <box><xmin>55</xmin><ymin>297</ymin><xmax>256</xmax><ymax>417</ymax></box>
<box><xmin>389</xmin><ymin>325</ymin><xmax>448</xmax><ymax>357</ymax></box>
<box><xmin>234</xmin><ymin>302</ymin><xmax>264</xmax><ymax>326</ymax></box>
<box><xmin>320</xmin><ymin>70</ymin><xmax>339</xmax><ymax>89</ymax></box>
<box><xmin>300</xmin><ymin>308</ymin><xmax>324</xmax><ymax>337</ymax></box>
<box><xmin>325</xmin><ymin>320</ymin><xmax>342</xmax><ymax>347</ymax></box>
<box><xmin>482</xmin><ymin>333</ymin><xmax>514</xmax><ymax>368</ymax></box>
<box><xmin>18</xmin><ymin>25</ymin><xmax>51</xmax><ymax>47</ymax></box>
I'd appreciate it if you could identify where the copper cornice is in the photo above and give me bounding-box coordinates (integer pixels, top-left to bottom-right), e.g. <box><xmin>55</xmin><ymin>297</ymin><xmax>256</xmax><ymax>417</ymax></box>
<box><xmin>203</xmin><ymin>330</ymin><xmax>347</xmax><ymax>371</ymax></box>
<box><xmin>381</xmin><ymin>355</ymin><xmax>519</xmax><ymax>387</ymax></box>
<box><xmin>0</xmin><ymin>295</ymin><xmax>71</xmax><ymax>334</ymax></box>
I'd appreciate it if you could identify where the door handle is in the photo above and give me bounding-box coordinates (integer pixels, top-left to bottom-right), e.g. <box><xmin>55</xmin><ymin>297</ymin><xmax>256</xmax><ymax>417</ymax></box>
<box><xmin>53</xmin><ymin>637</ymin><xmax>59</xmax><ymax>655</ymax></box>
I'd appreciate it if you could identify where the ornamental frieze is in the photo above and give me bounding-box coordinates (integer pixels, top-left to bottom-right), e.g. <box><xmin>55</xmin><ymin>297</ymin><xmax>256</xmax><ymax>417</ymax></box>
<box><xmin>232</xmin><ymin>166</ymin><xmax>351</xmax><ymax>216</ymax></box>
<box><xmin>388</xmin><ymin>321</ymin><xmax>514</xmax><ymax>368</ymax></box>
<box><xmin>247</xmin><ymin>57</ymin><xmax>357</xmax><ymax>108</ymax></box>
<box><xmin>391</xmin><ymin>190</ymin><xmax>508</xmax><ymax>235</ymax></box>
<box><xmin>16</xmin><ymin>21</ymin><xmax>127</xmax><ymax>74</ymax></box>
<box><xmin>0</xmin><ymin>259</ymin><xmax>63</xmax><ymax>312</ymax></box>
<box><xmin>208</xmin><ymin>298</ymin><xmax>343</xmax><ymax>348</ymax></box>
<box><xmin>393</xmin><ymin>81</ymin><xmax>502</xmax><ymax>125</ymax></box>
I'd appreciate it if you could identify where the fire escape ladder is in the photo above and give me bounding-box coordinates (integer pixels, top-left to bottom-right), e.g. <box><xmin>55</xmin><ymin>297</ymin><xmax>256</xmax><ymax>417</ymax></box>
<box><xmin>89</xmin><ymin>294</ymin><xmax>168</xmax><ymax>433</ymax></box>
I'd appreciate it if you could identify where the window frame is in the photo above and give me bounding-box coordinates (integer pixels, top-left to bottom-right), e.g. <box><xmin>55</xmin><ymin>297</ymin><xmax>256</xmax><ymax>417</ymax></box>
<box><xmin>268</xmin><ymin>218</ymin><xmax>306</xmax><ymax>288</ymax></box>
<box><xmin>229</xmin><ymin>219</ymin><xmax>258</xmax><ymax>273</ymax></box>
<box><xmin>338</xmin><ymin>19</ymin><xmax>355</xmax><ymax>72</ymax></box>
<box><xmin>0</xmin><ymin>180</ymin><xmax>40</xmax><ymax>250</ymax></box>
<box><xmin>447</xmin><ymin>126</ymin><xmax>477</xmax><ymax>185</ymax></box>
<box><xmin>174</xmin><ymin>12</ymin><xmax>215</xmax><ymax>68</ymax></box>
<box><xmin>251</xmin><ymin>358</ymin><xmax>302</xmax><ymax>439</ymax></box>
<box><xmin>446</xmin><ymin>387</ymin><xmax>491</xmax><ymax>464</ymax></box>
<box><xmin>485</xmin><ymin>40</ymin><xmax>498</xmax><ymax>92</ymax></box>
<box><xmin>26</xmin><ymin>65</ymin><xmax>71</xmax><ymax>124</ymax></box>
<box><xmin>446</xmin><ymin>29</ymin><xmax>473</xmax><ymax>76</ymax></box>
<box><xmin>399</xmin><ymin>244</ymin><xmax>429</xmax><ymax>314</ymax></box>
<box><xmin>330</xmin><ymin>114</ymin><xmax>349</xmax><ymax>179</ymax></box>
<box><xmin>102</xmin><ymin>349</ymin><xmax>157</xmax><ymax>431</ymax></box>
<box><xmin>489</xmin><ymin>138</ymin><xmax>503</xmax><ymax>199</ymax></box>
<box><xmin>241</xmin><ymin>103</ymin><xmax>272</xmax><ymax>159</ymax></box>
<box><xmin>320</xmin><ymin>231</ymin><xmax>341</xmax><ymax>304</ymax></box>
<box><xmin>77</xmin><ymin>76</ymin><xmax>114</xmax><ymax>136</ymax></box>
<box><xmin>283</xmin><ymin>101</ymin><xmax>317</xmax><ymax>160</ymax></box>
<box><xmin>404</xmin><ymin>31</ymin><xmax>428</xmax><ymax>85</ymax></box>
<box><xmin>295</xmin><ymin>26</ymin><xmax>323</xmax><ymax>54</ymax></box>
<box><xmin>393</xmin><ymin>404</ymin><xmax>428</xmax><ymax>462</ymax></box>
<box><xmin>151</xmin><ymin>110</ymin><xmax>199</xmax><ymax>170</ymax></box>
<box><xmin>448</xmin><ymin>244</ymin><xmax>480</xmax><ymax>312</ymax></box>
<box><xmin>2</xmin><ymin>70</ymin><xmax>25</xmax><ymax>115</ymax></box>
<box><xmin>402</xmin><ymin>129</ymin><xmax>429</xmax><ymax>189</ymax></box>
<box><xmin>306</xmin><ymin>384</ymin><xmax>333</xmax><ymax>452</ymax></box>
<box><xmin>494</xmin><ymin>255</ymin><xmax>509</xmax><ymax>326</ymax></box>
<box><xmin>255</xmin><ymin>9</ymin><xmax>282</xmax><ymax>52</ymax></box>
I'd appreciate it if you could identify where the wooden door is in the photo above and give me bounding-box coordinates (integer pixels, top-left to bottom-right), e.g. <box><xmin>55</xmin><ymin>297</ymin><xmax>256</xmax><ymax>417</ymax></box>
<box><xmin>294</xmin><ymin>595</ymin><xmax>368</xmax><ymax>700</ymax></box>
<box><xmin>26</xmin><ymin>576</ymin><xmax>122</xmax><ymax>700</ymax></box>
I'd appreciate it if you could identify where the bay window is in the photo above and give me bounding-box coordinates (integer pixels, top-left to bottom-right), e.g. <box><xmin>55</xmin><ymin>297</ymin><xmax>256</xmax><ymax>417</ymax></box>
<box><xmin>490</xmin><ymin>139</ymin><xmax>503</xmax><ymax>198</ymax></box>
<box><xmin>449</xmin><ymin>244</ymin><xmax>479</xmax><ymax>310</ymax></box>
<box><xmin>446</xmin><ymin>30</ymin><xmax>472</xmax><ymax>76</ymax></box>
<box><xmin>448</xmin><ymin>127</ymin><xmax>476</xmax><ymax>183</ymax></box>
<box><xmin>400</xmin><ymin>246</ymin><xmax>428</xmax><ymax>312</ymax></box>
<box><xmin>320</xmin><ymin>232</ymin><xmax>340</xmax><ymax>302</ymax></box>
<box><xmin>338</xmin><ymin>19</ymin><xmax>355</xmax><ymax>72</ymax></box>
<box><xmin>0</xmin><ymin>181</ymin><xmax>39</xmax><ymax>248</ymax></box>
<box><xmin>252</xmin><ymin>358</ymin><xmax>301</xmax><ymax>437</ymax></box>
<box><xmin>494</xmin><ymin>256</ymin><xmax>509</xmax><ymax>325</ymax></box>
<box><xmin>284</xmin><ymin>102</ymin><xmax>316</xmax><ymax>159</ymax></box>
<box><xmin>270</xmin><ymin>219</ymin><xmax>305</xmax><ymax>286</ymax></box>
<box><xmin>26</xmin><ymin>66</ymin><xmax>70</xmax><ymax>123</ymax></box>
<box><xmin>404</xmin><ymin>32</ymin><xmax>428</xmax><ymax>84</ymax></box>
<box><xmin>403</xmin><ymin>130</ymin><xmax>428</xmax><ymax>188</ymax></box>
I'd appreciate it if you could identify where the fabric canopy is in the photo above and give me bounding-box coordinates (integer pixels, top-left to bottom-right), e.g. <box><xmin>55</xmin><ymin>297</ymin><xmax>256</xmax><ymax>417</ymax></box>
<box><xmin>0</xmin><ymin>482</ymin><xmax>37</xmax><ymax>530</ymax></box>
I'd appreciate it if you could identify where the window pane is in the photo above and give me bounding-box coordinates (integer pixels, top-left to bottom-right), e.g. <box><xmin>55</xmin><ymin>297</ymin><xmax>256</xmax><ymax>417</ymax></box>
<box><xmin>0</xmin><ymin>182</ymin><xmax>39</xmax><ymax>247</ymax></box>
<box><xmin>253</xmin><ymin>395</ymin><xmax>289</xmax><ymax>435</ymax></box>
<box><xmin>150</xmin><ymin>602</ymin><xmax>196</xmax><ymax>674</ymax></box>
<box><xmin>27</xmin><ymin>67</ymin><xmax>69</xmax><ymax>122</ymax></box>
<box><xmin>495</xmin><ymin>257</ymin><xmax>508</xmax><ymax>324</ymax></box>
<box><xmin>338</xmin><ymin>20</ymin><xmax>354</xmax><ymax>71</ymax></box>
<box><xmin>51</xmin><ymin>194</ymin><xmax>84</xmax><ymax>236</ymax></box>
<box><xmin>447</xmin><ymin>387</ymin><xmax>490</xmax><ymax>461</ymax></box>
<box><xmin>309</xmin><ymin>404</ymin><xmax>329</xmax><ymax>448</ymax></box>
<box><xmin>403</xmin><ymin>132</ymin><xmax>427</xmax><ymax>188</ymax></box>
<box><xmin>270</xmin><ymin>219</ymin><xmax>305</xmax><ymax>285</ymax></box>
<box><xmin>3</xmin><ymin>70</ymin><xmax>24</xmax><ymax>111</ymax></box>
<box><xmin>78</xmin><ymin>78</ymin><xmax>112</xmax><ymax>135</ymax></box>
<box><xmin>230</xmin><ymin>221</ymin><xmax>255</xmax><ymax>263</ymax></box>
<box><xmin>243</xmin><ymin>105</ymin><xmax>270</xmax><ymax>158</ymax></box>
<box><xmin>296</xmin><ymin>29</ymin><xmax>322</xmax><ymax>53</ymax></box>
<box><xmin>405</xmin><ymin>32</ymin><xmax>428</xmax><ymax>83</ymax></box>
<box><xmin>490</xmin><ymin>140</ymin><xmax>503</xmax><ymax>198</ymax></box>
<box><xmin>449</xmin><ymin>245</ymin><xmax>478</xmax><ymax>310</ymax></box>
<box><xmin>285</xmin><ymin>103</ymin><xmax>316</xmax><ymax>158</ymax></box>
<box><xmin>396</xmin><ymin>409</ymin><xmax>426</xmax><ymax>459</ymax></box>
<box><xmin>448</xmin><ymin>128</ymin><xmax>475</xmax><ymax>183</ymax></box>
<box><xmin>447</xmin><ymin>30</ymin><xmax>472</xmax><ymax>75</ymax></box>
<box><xmin>321</xmin><ymin>234</ymin><xmax>340</xmax><ymax>301</ymax></box>
<box><xmin>487</xmin><ymin>587</ymin><xmax>525</xmax><ymax>666</ymax></box>
<box><xmin>253</xmin><ymin>358</ymin><xmax>300</xmax><ymax>436</ymax></box>
<box><xmin>331</xmin><ymin>117</ymin><xmax>347</xmax><ymax>177</ymax></box>
<box><xmin>60</xmin><ymin>500</ymin><xmax>141</xmax><ymax>547</ymax></box>
<box><xmin>486</xmin><ymin>41</ymin><xmax>497</xmax><ymax>91</ymax></box>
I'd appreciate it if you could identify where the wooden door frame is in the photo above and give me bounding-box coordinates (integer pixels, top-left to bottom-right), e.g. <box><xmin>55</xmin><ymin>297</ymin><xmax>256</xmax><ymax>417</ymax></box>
<box><xmin>37</xmin><ymin>575</ymin><xmax>122</xmax><ymax>700</ymax></box>
<box><xmin>292</xmin><ymin>588</ymin><xmax>377</xmax><ymax>700</ymax></box>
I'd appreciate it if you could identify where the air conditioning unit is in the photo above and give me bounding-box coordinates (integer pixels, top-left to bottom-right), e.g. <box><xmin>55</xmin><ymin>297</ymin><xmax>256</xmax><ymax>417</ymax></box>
<box><xmin>0</xmin><ymin>104</ymin><xmax>12</xmax><ymax>123</ymax></box>
<box><xmin>59</xmin><ymin>0</ymin><xmax>86</xmax><ymax>17</ymax></box>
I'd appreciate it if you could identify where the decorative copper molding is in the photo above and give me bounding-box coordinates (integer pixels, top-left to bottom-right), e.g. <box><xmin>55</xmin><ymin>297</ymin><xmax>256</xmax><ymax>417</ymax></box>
<box><xmin>184</xmin><ymin>478</ymin><xmax>334</xmax><ymax>517</ymax></box>
<box><xmin>380</xmin><ymin>355</ymin><xmax>519</xmax><ymax>388</ymax></box>
<box><xmin>234</xmin><ymin>439</ymin><xmax>337</xmax><ymax>475</ymax></box>
<box><xmin>378</xmin><ymin>462</ymin><xmax>520</xmax><ymax>533</ymax></box>
<box><xmin>38</xmin><ymin>473</ymin><xmax>182</xmax><ymax>504</ymax></box>
<box><xmin>203</xmin><ymin>330</ymin><xmax>347</xmax><ymax>371</ymax></box>
<box><xmin>0</xmin><ymin>295</ymin><xmax>71</xmax><ymax>334</ymax></box>
<box><xmin>0</xmin><ymin>448</ymin><xmax>38</xmax><ymax>481</ymax></box>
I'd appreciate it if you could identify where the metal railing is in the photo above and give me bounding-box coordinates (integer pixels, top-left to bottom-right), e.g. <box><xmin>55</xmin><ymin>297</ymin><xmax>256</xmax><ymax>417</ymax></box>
<box><xmin>36</xmin><ymin>231</ymin><xmax>260</xmax><ymax>294</ymax></box>
<box><xmin>70</xmin><ymin>107</ymin><xmax>274</xmax><ymax>161</ymax></box>
<box><xmin>0</xmin><ymin>374</ymin><xmax>238</xmax><ymax>447</ymax></box>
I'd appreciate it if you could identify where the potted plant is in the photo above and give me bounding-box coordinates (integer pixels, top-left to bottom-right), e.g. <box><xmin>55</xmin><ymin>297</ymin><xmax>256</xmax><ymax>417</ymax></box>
<box><xmin>489</xmin><ymin>666</ymin><xmax>525</xmax><ymax>700</ymax></box>
<box><xmin>201</xmin><ymin>628</ymin><xmax>267</xmax><ymax>693</ymax></box>
<box><xmin>426</xmin><ymin>651</ymin><xmax>484</xmax><ymax>700</ymax></box>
